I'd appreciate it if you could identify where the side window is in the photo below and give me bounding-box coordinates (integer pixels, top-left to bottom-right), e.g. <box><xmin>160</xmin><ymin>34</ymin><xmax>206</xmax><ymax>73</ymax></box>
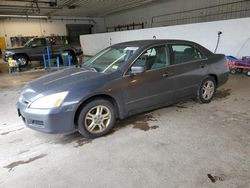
<box><xmin>33</xmin><ymin>38</ymin><xmax>47</xmax><ymax>47</ymax></box>
<box><xmin>170</xmin><ymin>44</ymin><xmax>205</xmax><ymax>64</ymax></box>
<box><xmin>133</xmin><ymin>46</ymin><xmax>169</xmax><ymax>71</ymax></box>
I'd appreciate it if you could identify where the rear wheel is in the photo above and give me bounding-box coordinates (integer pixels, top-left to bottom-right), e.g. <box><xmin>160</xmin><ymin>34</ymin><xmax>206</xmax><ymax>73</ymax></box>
<box><xmin>77</xmin><ymin>99</ymin><xmax>116</xmax><ymax>138</ymax></box>
<box><xmin>197</xmin><ymin>77</ymin><xmax>216</xmax><ymax>103</ymax></box>
<box><xmin>236</xmin><ymin>68</ymin><xmax>243</xmax><ymax>73</ymax></box>
<box><xmin>65</xmin><ymin>50</ymin><xmax>76</xmax><ymax>64</ymax></box>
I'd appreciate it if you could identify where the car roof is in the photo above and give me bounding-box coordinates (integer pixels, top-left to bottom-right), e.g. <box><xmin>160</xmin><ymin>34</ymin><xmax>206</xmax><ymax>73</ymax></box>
<box><xmin>113</xmin><ymin>39</ymin><xmax>197</xmax><ymax>47</ymax></box>
<box><xmin>112</xmin><ymin>39</ymin><xmax>214</xmax><ymax>57</ymax></box>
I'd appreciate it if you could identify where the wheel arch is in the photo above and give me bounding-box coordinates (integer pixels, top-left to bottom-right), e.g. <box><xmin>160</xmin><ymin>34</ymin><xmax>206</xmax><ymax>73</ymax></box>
<box><xmin>73</xmin><ymin>94</ymin><xmax>121</xmax><ymax>126</ymax></box>
<box><xmin>208</xmin><ymin>74</ymin><xmax>218</xmax><ymax>87</ymax></box>
<box><xmin>13</xmin><ymin>53</ymin><xmax>30</xmax><ymax>61</ymax></box>
<box><xmin>64</xmin><ymin>49</ymin><xmax>75</xmax><ymax>56</ymax></box>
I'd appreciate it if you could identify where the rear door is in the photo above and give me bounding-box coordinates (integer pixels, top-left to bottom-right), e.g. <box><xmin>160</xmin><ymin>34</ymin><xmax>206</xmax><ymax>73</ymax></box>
<box><xmin>121</xmin><ymin>45</ymin><xmax>175</xmax><ymax>113</ymax></box>
<box><xmin>168</xmin><ymin>43</ymin><xmax>209</xmax><ymax>99</ymax></box>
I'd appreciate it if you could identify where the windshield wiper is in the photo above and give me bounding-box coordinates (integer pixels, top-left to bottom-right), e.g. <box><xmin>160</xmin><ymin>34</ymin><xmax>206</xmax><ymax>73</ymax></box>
<box><xmin>89</xmin><ymin>67</ymin><xmax>98</xmax><ymax>72</ymax></box>
<box><xmin>81</xmin><ymin>64</ymin><xmax>98</xmax><ymax>72</ymax></box>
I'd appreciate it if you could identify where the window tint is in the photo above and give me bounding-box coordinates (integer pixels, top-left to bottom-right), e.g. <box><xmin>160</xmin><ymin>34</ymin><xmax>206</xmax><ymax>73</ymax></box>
<box><xmin>33</xmin><ymin>38</ymin><xmax>47</xmax><ymax>47</ymax></box>
<box><xmin>84</xmin><ymin>46</ymin><xmax>138</xmax><ymax>73</ymax></box>
<box><xmin>170</xmin><ymin>44</ymin><xmax>205</xmax><ymax>64</ymax></box>
<box><xmin>133</xmin><ymin>46</ymin><xmax>169</xmax><ymax>71</ymax></box>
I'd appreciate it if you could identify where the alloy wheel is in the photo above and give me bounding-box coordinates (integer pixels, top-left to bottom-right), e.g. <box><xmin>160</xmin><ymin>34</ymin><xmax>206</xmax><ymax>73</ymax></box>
<box><xmin>84</xmin><ymin>105</ymin><xmax>111</xmax><ymax>134</ymax></box>
<box><xmin>202</xmin><ymin>80</ymin><xmax>215</xmax><ymax>100</ymax></box>
<box><xmin>17</xmin><ymin>57</ymin><xmax>27</xmax><ymax>66</ymax></box>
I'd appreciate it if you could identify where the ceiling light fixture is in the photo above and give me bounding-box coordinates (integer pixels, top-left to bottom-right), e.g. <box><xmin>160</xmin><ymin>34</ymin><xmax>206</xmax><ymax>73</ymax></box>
<box><xmin>0</xmin><ymin>14</ymin><xmax>48</xmax><ymax>19</ymax></box>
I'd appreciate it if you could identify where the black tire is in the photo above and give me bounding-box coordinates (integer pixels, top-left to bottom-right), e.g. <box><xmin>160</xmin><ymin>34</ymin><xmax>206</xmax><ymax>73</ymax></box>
<box><xmin>197</xmin><ymin>77</ymin><xmax>216</xmax><ymax>104</ymax></box>
<box><xmin>65</xmin><ymin>50</ymin><xmax>76</xmax><ymax>64</ymax></box>
<box><xmin>230</xmin><ymin>68</ymin><xmax>237</xmax><ymax>74</ymax></box>
<box><xmin>236</xmin><ymin>68</ymin><xmax>243</xmax><ymax>73</ymax></box>
<box><xmin>242</xmin><ymin>69</ymin><xmax>248</xmax><ymax>74</ymax></box>
<box><xmin>77</xmin><ymin>99</ymin><xmax>116</xmax><ymax>139</ymax></box>
<box><xmin>14</xmin><ymin>54</ymin><xmax>29</xmax><ymax>67</ymax></box>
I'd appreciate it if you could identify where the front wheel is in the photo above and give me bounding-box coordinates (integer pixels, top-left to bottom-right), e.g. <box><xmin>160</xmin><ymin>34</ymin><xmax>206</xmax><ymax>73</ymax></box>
<box><xmin>230</xmin><ymin>68</ymin><xmax>237</xmax><ymax>74</ymax></box>
<box><xmin>197</xmin><ymin>77</ymin><xmax>216</xmax><ymax>103</ymax></box>
<box><xmin>77</xmin><ymin>99</ymin><xmax>116</xmax><ymax>139</ymax></box>
<box><xmin>14</xmin><ymin>55</ymin><xmax>29</xmax><ymax>67</ymax></box>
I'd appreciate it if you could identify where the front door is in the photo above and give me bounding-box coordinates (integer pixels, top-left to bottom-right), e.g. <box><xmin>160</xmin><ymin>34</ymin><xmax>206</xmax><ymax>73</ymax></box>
<box><xmin>121</xmin><ymin>45</ymin><xmax>175</xmax><ymax>114</ymax></box>
<box><xmin>28</xmin><ymin>38</ymin><xmax>48</xmax><ymax>60</ymax></box>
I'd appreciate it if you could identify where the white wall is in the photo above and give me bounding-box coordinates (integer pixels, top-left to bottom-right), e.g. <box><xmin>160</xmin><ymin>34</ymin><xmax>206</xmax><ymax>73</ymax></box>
<box><xmin>0</xmin><ymin>16</ymin><xmax>105</xmax><ymax>47</ymax></box>
<box><xmin>80</xmin><ymin>17</ymin><xmax>250</xmax><ymax>58</ymax></box>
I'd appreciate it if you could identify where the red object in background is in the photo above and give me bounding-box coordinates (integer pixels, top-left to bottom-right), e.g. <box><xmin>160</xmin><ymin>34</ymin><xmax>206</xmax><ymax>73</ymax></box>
<box><xmin>226</xmin><ymin>56</ymin><xmax>250</xmax><ymax>76</ymax></box>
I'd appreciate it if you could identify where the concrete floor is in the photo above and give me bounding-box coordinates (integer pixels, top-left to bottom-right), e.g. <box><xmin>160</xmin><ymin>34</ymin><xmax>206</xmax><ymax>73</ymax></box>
<box><xmin>0</xmin><ymin>73</ymin><xmax>249</xmax><ymax>188</ymax></box>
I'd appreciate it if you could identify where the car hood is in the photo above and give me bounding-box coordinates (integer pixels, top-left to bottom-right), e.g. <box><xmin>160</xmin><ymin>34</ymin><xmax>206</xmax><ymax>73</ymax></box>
<box><xmin>22</xmin><ymin>68</ymin><xmax>103</xmax><ymax>101</ymax></box>
<box><xmin>5</xmin><ymin>46</ymin><xmax>25</xmax><ymax>52</ymax></box>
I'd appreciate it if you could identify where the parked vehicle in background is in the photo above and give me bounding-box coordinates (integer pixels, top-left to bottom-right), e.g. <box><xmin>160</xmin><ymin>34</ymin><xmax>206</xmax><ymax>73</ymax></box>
<box><xmin>226</xmin><ymin>56</ymin><xmax>250</xmax><ymax>76</ymax></box>
<box><xmin>17</xmin><ymin>40</ymin><xmax>229</xmax><ymax>138</ymax></box>
<box><xmin>3</xmin><ymin>37</ymin><xmax>82</xmax><ymax>67</ymax></box>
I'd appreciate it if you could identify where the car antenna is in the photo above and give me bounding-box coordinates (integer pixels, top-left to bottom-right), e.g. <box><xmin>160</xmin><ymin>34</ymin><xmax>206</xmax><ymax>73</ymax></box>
<box><xmin>214</xmin><ymin>31</ymin><xmax>223</xmax><ymax>53</ymax></box>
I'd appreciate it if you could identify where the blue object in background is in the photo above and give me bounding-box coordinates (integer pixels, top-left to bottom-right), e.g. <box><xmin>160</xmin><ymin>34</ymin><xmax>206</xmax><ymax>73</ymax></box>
<box><xmin>226</xmin><ymin>56</ymin><xmax>250</xmax><ymax>66</ymax></box>
<box><xmin>67</xmin><ymin>54</ymin><xmax>72</xmax><ymax>67</ymax></box>
<box><xmin>56</xmin><ymin>56</ymin><xmax>60</xmax><ymax>70</ymax></box>
<box><xmin>43</xmin><ymin>54</ymin><xmax>47</xmax><ymax>68</ymax></box>
<box><xmin>46</xmin><ymin>46</ymin><xmax>51</xmax><ymax>68</ymax></box>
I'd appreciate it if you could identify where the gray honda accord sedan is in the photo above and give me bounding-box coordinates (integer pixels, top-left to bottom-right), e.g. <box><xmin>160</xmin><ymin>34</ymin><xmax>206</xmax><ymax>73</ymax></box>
<box><xmin>17</xmin><ymin>40</ymin><xmax>229</xmax><ymax>138</ymax></box>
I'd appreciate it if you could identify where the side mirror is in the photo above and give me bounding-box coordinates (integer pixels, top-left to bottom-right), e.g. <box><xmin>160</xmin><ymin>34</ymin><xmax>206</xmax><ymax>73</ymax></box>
<box><xmin>31</xmin><ymin>44</ymin><xmax>37</xmax><ymax>48</ymax></box>
<box><xmin>130</xmin><ymin>66</ymin><xmax>145</xmax><ymax>75</ymax></box>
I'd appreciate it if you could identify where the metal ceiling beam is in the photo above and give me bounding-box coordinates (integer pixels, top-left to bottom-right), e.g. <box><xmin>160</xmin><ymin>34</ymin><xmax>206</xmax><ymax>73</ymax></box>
<box><xmin>0</xmin><ymin>14</ymin><xmax>97</xmax><ymax>24</ymax></box>
<box><xmin>0</xmin><ymin>14</ymin><xmax>48</xmax><ymax>19</ymax></box>
<box><xmin>2</xmin><ymin>0</ymin><xmax>56</xmax><ymax>4</ymax></box>
<box><xmin>0</xmin><ymin>4</ymin><xmax>61</xmax><ymax>10</ymax></box>
<box><xmin>59</xmin><ymin>0</ymin><xmax>79</xmax><ymax>8</ymax></box>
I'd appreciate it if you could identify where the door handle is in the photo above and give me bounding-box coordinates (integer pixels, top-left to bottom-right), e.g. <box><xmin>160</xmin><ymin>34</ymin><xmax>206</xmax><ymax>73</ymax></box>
<box><xmin>162</xmin><ymin>72</ymin><xmax>174</xmax><ymax>77</ymax></box>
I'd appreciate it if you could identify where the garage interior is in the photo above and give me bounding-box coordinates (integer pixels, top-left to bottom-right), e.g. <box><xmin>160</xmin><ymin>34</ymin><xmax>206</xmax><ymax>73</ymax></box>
<box><xmin>0</xmin><ymin>0</ymin><xmax>250</xmax><ymax>187</ymax></box>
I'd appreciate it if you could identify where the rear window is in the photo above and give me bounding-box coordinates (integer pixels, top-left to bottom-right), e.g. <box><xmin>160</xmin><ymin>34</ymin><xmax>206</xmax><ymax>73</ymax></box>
<box><xmin>170</xmin><ymin>44</ymin><xmax>205</xmax><ymax>64</ymax></box>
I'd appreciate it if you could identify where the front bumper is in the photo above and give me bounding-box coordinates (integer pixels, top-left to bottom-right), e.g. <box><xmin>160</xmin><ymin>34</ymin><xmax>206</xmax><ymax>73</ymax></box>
<box><xmin>17</xmin><ymin>101</ymin><xmax>77</xmax><ymax>134</ymax></box>
<box><xmin>3</xmin><ymin>52</ymin><xmax>13</xmax><ymax>62</ymax></box>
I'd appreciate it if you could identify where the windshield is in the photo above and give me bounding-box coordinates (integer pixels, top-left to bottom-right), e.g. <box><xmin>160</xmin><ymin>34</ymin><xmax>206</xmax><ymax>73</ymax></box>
<box><xmin>83</xmin><ymin>46</ymin><xmax>139</xmax><ymax>73</ymax></box>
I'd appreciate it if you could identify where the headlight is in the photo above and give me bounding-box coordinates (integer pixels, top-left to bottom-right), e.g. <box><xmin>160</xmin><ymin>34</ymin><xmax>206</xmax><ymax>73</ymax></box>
<box><xmin>5</xmin><ymin>51</ymin><xmax>14</xmax><ymax>55</ymax></box>
<box><xmin>29</xmin><ymin>91</ymin><xmax>68</xmax><ymax>109</ymax></box>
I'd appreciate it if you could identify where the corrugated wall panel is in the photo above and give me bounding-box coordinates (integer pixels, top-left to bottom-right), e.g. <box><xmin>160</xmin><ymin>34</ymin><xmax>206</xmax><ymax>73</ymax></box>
<box><xmin>105</xmin><ymin>0</ymin><xmax>250</xmax><ymax>30</ymax></box>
